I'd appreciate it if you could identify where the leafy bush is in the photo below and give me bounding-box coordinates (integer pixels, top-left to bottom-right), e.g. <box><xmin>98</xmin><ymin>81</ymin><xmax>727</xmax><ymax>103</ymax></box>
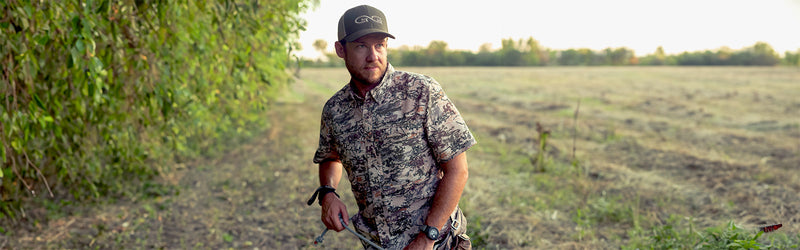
<box><xmin>1</xmin><ymin>0</ymin><xmax>312</xmax><ymax>221</ymax></box>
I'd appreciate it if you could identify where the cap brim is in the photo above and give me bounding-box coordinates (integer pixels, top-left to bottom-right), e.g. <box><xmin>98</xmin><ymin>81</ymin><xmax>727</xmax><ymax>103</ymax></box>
<box><xmin>343</xmin><ymin>29</ymin><xmax>395</xmax><ymax>42</ymax></box>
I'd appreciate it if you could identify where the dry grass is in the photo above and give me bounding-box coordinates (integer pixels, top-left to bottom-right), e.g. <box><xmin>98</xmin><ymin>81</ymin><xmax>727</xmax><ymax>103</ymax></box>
<box><xmin>6</xmin><ymin>66</ymin><xmax>798</xmax><ymax>249</ymax></box>
<box><xmin>410</xmin><ymin>66</ymin><xmax>800</xmax><ymax>248</ymax></box>
<box><xmin>295</xmin><ymin>66</ymin><xmax>800</xmax><ymax>248</ymax></box>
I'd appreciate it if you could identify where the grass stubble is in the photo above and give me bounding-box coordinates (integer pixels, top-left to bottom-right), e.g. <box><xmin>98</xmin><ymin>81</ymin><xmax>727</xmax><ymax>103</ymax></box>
<box><xmin>6</xmin><ymin>66</ymin><xmax>799</xmax><ymax>249</ymax></box>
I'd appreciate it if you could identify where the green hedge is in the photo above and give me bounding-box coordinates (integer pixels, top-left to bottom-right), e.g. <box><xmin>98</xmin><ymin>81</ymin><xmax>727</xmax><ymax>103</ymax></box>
<box><xmin>1</xmin><ymin>0</ymin><xmax>311</xmax><ymax>220</ymax></box>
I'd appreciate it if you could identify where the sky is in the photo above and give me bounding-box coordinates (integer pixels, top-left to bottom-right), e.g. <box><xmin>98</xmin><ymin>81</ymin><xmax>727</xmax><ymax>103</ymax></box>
<box><xmin>295</xmin><ymin>0</ymin><xmax>800</xmax><ymax>59</ymax></box>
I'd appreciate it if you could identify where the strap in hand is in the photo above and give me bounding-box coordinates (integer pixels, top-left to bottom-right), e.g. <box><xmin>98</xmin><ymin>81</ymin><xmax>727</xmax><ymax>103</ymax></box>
<box><xmin>307</xmin><ymin>185</ymin><xmax>340</xmax><ymax>206</ymax></box>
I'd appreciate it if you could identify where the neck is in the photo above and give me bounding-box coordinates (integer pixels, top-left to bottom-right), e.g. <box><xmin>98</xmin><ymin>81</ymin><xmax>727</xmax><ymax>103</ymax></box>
<box><xmin>352</xmin><ymin>80</ymin><xmax>378</xmax><ymax>98</ymax></box>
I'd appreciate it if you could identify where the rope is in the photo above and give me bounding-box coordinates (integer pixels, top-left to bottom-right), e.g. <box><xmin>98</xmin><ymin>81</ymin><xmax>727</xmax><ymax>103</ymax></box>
<box><xmin>314</xmin><ymin>216</ymin><xmax>385</xmax><ymax>250</ymax></box>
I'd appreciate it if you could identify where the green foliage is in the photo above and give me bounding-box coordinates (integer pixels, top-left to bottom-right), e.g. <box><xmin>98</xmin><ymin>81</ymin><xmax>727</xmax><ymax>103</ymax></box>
<box><xmin>632</xmin><ymin>218</ymin><xmax>800</xmax><ymax>250</ymax></box>
<box><xmin>466</xmin><ymin>214</ymin><xmax>489</xmax><ymax>248</ymax></box>
<box><xmin>626</xmin><ymin>215</ymin><xmax>700</xmax><ymax>249</ymax></box>
<box><xmin>784</xmin><ymin>50</ymin><xmax>800</xmax><ymax>66</ymax></box>
<box><xmin>1</xmin><ymin>0</ymin><xmax>312</xmax><ymax>220</ymax></box>
<box><xmin>696</xmin><ymin>221</ymin><xmax>768</xmax><ymax>249</ymax></box>
<box><xmin>534</xmin><ymin>122</ymin><xmax>550</xmax><ymax>172</ymax></box>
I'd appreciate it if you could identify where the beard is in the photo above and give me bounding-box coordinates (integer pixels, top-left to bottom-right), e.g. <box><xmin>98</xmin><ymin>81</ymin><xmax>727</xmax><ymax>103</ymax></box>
<box><xmin>345</xmin><ymin>60</ymin><xmax>386</xmax><ymax>87</ymax></box>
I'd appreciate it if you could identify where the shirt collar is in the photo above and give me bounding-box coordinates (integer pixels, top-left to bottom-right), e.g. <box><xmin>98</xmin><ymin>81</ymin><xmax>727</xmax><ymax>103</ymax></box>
<box><xmin>347</xmin><ymin>64</ymin><xmax>395</xmax><ymax>104</ymax></box>
<box><xmin>370</xmin><ymin>64</ymin><xmax>394</xmax><ymax>104</ymax></box>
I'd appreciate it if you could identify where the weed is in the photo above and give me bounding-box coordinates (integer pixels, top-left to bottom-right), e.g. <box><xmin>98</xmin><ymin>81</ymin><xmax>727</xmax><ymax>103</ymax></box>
<box><xmin>696</xmin><ymin>221</ymin><xmax>767</xmax><ymax>249</ymax></box>
<box><xmin>466</xmin><ymin>215</ymin><xmax>489</xmax><ymax>248</ymax></box>
<box><xmin>223</xmin><ymin>232</ymin><xmax>233</xmax><ymax>243</ymax></box>
<box><xmin>534</xmin><ymin>122</ymin><xmax>551</xmax><ymax>172</ymax></box>
<box><xmin>572</xmin><ymin>208</ymin><xmax>593</xmax><ymax>241</ymax></box>
<box><xmin>638</xmin><ymin>215</ymin><xmax>699</xmax><ymax>249</ymax></box>
<box><xmin>571</xmin><ymin>99</ymin><xmax>580</xmax><ymax>169</ymax></box>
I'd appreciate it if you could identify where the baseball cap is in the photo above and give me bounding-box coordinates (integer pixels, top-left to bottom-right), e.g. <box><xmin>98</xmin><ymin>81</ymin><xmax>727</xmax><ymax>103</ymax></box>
<box><xmin>338</xmin><ymin>5</ymin><xmax>395</xmax><ymax>42</ymax></box>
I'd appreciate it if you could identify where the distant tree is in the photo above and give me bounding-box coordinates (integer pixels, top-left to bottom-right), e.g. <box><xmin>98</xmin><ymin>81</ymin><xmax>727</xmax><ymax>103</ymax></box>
<box><xmin>499</xmin><ymin>38</ymin><xmax>524</xmax><ymax>66</ymax></box>
<box><xmin>426</xmin><ymin>40</ymin><xmax>449</xmax><ymax>66</ymax></box>
<box><xmin>559</xmin><ymin>49</ymin><xmax>583</xmax><ymax>66</ymax></box>
<box><xmin>717</xmin><ymin>46</ymin><xmax>733</xmax><ymax>65</ymax></box>
<box><xmin>313</xmin><ymin>39</ymin><xmax>328</xmax><ymax>56</ymax></box>
<box><xmin>524</xmin><ymin>37</ymin><xmax>543</xmax><ymax>66</ymax></box>
<box><xmin>476</xmin><ymin>43</ymin><xmax>497</xmax><ymax>66</ymax></box>
<box><xmin>750</xmin><ymin>42</ymin><xmax>780</xmax><ymax>66</ymax></box>
<box><xmin>639</xmin><ymin>46</ymin><xmax>665</xmax><ymax>65</ymax></box>
<box><xmin>784</xmin><ymin>50</ymin><xmax>800</xmax><ymax>66</ymax></box>
<box><xmin>605</xmin><ymin>47</ymin><xmax>634</xmax><ymax>65</ymax></box>
<box><xmin>479</xmin><ymin>43</ymin><xmax>493</xmax><ymax>53</ymax></box>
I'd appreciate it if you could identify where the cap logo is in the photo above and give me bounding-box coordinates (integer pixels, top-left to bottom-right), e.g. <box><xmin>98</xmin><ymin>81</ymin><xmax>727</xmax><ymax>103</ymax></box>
<box><xmin>354</xmin><ymin>15</ymin><xmax>382</xmax><ymax>24</ymax></box>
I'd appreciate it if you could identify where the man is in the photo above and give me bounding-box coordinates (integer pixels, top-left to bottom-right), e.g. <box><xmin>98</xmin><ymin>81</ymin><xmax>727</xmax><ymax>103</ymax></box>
<box><xmin>309</xmin><ymin>5</ymin><xmax>475</xmax><ymax>249</ymax></box>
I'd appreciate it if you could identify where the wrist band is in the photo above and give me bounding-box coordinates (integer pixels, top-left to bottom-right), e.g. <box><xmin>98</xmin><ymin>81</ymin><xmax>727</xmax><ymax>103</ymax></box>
<box><xmin>307</xmin><ymin>185</ymin><xmax>340</xmax><ymax>206</ymax></box>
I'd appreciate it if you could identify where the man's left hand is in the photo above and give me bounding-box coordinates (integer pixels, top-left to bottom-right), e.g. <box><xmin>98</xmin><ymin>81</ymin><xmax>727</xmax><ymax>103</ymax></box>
<box><xmin>403</xmin><ymin>233</ymin><xmax>435</xmax><ymax>250</ymax></box>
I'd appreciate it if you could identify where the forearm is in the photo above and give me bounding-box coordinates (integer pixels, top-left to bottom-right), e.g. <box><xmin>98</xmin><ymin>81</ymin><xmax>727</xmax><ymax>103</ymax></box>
<box><xmin>319</xmin><ymin>159</ymin><xmax>343</xmax><ymax>188</ymax></box>
<box><xmin>425</xmin><ymin>152</ymin><xmax>469</xmax><ymax>230</ymax></box>
<box><xmin>318</xmin><ymin>158</ymin><xmax>350</xmax><ymax>231</ymax></box>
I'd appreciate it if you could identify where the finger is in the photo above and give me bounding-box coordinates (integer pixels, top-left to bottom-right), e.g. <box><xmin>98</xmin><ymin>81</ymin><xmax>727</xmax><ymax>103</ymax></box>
<box><xmin>328</xmin><ymin>206</ymin><xmax>345</xmax><ymax>232</ymax></box>
<box><xmin>340</xmin><ymin>207</ymin><xmax>350</xmax><ymax>226</ymax></box>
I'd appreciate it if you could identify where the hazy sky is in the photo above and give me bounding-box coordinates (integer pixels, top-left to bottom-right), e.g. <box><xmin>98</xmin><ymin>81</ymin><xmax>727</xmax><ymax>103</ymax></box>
<box><xmin>296</xmin><ymin>0</ymin><xmax>800</xmax><ymax>59</ymax></box>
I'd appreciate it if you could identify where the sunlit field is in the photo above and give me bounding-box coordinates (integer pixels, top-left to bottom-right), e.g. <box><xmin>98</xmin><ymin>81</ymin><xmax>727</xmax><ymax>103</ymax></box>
<box><xmin>11</xmin><ymin>66</ymin><xmax>798</xmax><ymax>249</ymax></box>
<box><xmin>298</xmin><ymin>66</ymin><xmax>800</xmax><ymax>248</ymax></box>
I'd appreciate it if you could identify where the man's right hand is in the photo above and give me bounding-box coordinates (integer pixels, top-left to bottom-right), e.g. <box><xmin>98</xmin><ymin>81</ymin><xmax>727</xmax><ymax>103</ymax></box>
<box><xmin>321</xmin><ymin>192</ymin><xmax>350</xmax><ymax>232</ymax></box>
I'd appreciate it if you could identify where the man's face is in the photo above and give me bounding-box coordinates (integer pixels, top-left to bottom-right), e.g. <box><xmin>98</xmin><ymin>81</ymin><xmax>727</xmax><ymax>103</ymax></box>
<box><xmin>336</xmin><ymin>33</ymin><xmax>389</xmax><ymax>86</ymax></box>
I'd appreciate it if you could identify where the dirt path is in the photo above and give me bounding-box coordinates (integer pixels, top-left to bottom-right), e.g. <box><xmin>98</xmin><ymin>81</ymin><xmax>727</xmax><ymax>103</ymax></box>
<box><xmin>6</xmin><ymin>76</ymin><xmax>363</xmax><ymax>249</ymax></box>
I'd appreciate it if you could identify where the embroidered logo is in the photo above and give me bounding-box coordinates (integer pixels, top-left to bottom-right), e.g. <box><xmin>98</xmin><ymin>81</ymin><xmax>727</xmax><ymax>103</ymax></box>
<box><xmin>355</xmin><ymin>15</ymin><xmax>382</xmax><ymax>24</ymax></box>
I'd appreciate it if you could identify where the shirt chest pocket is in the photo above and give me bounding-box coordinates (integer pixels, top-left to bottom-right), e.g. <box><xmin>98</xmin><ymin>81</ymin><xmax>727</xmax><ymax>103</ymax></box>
<box><xmin>377</xmin><ymin>111</ymin><xmax>424</xmax><ymax>146</ymax></box>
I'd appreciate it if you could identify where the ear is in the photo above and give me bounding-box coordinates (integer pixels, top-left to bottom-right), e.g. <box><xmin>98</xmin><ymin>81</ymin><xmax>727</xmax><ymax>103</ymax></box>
<box><xmin>335</xmin><ymin>41</ymin><xmax>346</xmax><ymax>59</ymax></box>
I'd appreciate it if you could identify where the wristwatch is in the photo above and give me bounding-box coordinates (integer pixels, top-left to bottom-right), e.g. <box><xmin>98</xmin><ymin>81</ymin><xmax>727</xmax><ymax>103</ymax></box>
<box><xmin>419</xmin><ymin>225</ymin><xmax>439</xmax><ymax>240</ymax></box>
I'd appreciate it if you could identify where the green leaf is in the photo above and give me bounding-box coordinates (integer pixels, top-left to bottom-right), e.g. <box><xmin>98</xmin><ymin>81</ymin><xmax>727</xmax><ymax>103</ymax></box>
<box><xmin>726</xmin><ymin>242</ymin><xmax>741</xmax><ymax>248</ymax></box>
<box><xmin>92</xmin><ymin>56</ymin><xmax>103</xmax><ymax>72</ymax></box>
<box><xmin>33</xmin><ymin>94</ymin><xmax>45</xmax><ymax>110</ymax></box>
<box><xmin>76</xmin><ymin>39</ymin><xmax>85</xmax><ymax>52</ymax></box>
<box><xmin>751</xmin><ymin>231</ymin><xmax>761</xmax><ymax>241</ymax></box>
<box><xmin>35</xmin><ymin>34</ymin><xmax>50</xmax><ymax>46</ymax></box>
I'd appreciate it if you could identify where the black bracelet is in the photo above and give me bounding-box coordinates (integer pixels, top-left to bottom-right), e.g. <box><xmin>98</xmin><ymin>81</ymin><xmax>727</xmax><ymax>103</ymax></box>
<box><xmin>307</xmin><ymin>185</ymin><xmax>340</xmax><ymax>206</ymax></box>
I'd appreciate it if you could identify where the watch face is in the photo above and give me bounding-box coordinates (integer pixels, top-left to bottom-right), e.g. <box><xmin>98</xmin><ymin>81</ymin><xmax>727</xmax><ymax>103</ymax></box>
<box><xmin>427</xmin><ymin>228</ymin><xmax>438</xmax><ymax>239</ymax></box>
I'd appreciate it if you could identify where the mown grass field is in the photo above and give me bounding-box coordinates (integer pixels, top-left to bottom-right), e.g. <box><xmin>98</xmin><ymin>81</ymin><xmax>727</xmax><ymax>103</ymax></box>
<box><xmin>7</xmin><ymin>66</ymin><xmax>799</xmax><ymax>249</ymax></box>
<box><xmin>299</xmin><ymin>66</ymin><xmax>800</xmax><ymax>248</ymax></box>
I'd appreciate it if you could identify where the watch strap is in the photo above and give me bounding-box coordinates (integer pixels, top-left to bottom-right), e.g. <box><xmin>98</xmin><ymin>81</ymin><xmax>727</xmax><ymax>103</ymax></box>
<box><xmin>419</xmin><ymin>225</ymin><xmax>439</xmax><ymax>240</ymax></box>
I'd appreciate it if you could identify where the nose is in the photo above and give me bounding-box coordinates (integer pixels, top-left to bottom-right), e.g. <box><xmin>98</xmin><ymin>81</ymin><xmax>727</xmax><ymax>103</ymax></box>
<box><xmin>366</xmin><ymin>46</ymin><xmax>378</xmax><ymax>62</ymax></box>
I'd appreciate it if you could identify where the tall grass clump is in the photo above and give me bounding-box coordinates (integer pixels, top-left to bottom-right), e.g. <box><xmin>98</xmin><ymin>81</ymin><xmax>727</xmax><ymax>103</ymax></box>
<box><xmin>533</xmin><ymin>122</ymin><xmax>551</xmax><ymax>172</ymax></box>
<box><xmin>1</xmin><ymin>0</ymin><xmax>314</xmax><ymax>222</ymax></box>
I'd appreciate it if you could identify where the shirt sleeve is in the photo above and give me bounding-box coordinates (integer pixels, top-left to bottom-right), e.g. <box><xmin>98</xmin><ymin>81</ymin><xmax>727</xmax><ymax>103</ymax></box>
<box><xmin>425</xmin><ymin>78</ymin><xmax>476</xmax><ymax>164</ymax></box>
<box><xmin>313</xmin><ymin>106</ymin><xmax>338</xmax><ymax>164</ymax></box>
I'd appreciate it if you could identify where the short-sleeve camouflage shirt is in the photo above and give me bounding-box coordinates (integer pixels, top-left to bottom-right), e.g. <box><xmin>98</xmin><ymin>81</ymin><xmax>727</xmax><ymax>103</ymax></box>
<box><xmin>314</xmin><ymin>64</ymin><xmax>476</xmax><ymax>249</ymax></box>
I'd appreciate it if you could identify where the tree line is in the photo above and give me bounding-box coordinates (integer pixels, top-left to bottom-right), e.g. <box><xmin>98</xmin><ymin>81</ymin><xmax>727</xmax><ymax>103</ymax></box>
<box><xmin>303</xmin><ymin>37</ymin><xmax>800</xmax><ymax>67</ymax></box>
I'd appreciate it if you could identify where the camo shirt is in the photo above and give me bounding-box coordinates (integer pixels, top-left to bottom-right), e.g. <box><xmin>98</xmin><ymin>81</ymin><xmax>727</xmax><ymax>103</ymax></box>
<box><xmin>313</xmin><ymin>64</ymin><xmax>476</xmax><ymax>249</ymax></box>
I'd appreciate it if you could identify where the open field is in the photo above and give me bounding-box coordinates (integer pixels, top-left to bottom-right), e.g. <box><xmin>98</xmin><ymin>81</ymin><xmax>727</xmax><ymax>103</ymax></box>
<box><xmin>5</xmin><ymin>66</ymin><xmax>799</xmax><ymax>249</ymax></box>
<box><xmin>298</xmin><ymin>66</ymin><xmax>800</xmax><ymax>248</ymax></box>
